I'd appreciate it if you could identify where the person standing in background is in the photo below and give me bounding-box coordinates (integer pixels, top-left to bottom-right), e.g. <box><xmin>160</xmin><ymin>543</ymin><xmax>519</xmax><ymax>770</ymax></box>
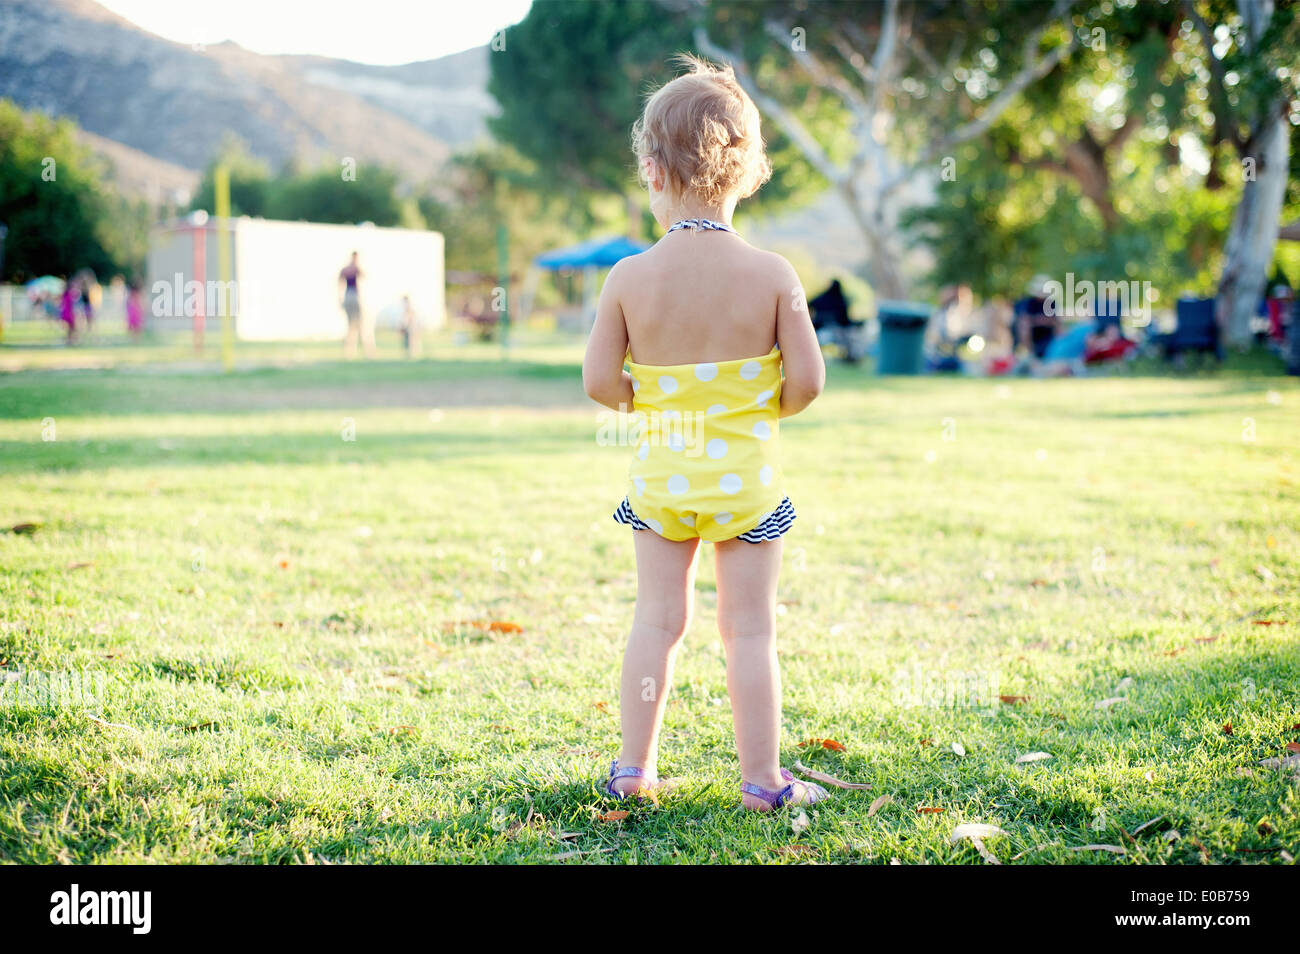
<box><xmin>59</xmin><ymin>278</ymin><xmax>78</xmax><ymax>344</ymax></box>
<box><xmin>125</xmin><ymin>280</ymin><xmax>144</xmax><ymax>341</ymax></box>
<box><xmin>400</xmin><ymin>295</ymin><xmax>421</xmax><ymax>359</ymax></box>
<box><xmin>339</xmin><ymin>252</ymin><xmax>374</xmax><ymax>358</ymax></box>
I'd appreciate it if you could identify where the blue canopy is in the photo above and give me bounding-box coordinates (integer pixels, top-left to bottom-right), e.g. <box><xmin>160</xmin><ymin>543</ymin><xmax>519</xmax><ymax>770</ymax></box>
<box><xmin>534</xmin><ymin>235</ymin><xmax>649</xmax><ymax>270</ymax></box>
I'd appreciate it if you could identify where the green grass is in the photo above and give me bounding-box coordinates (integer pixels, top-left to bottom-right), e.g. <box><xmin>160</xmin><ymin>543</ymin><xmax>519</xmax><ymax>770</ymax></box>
<box><xmin>1</xmin><ymin>329</ymin><xmax>1298</xmax><ymax>864</ymax></box>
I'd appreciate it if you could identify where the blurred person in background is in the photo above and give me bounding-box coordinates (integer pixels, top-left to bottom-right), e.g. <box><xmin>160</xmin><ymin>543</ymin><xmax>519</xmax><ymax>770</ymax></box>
<box><xmin>59</xmin><ymin>278</ymin><xmax>78</xmax><ymax>345</ymax></box>
<box><xmin>339</xmin><ymin>251</ymin><xmax>374</xmax><ymax>358</ymax></box>
<box><xmin>126</xmin><ymin>280</ymin><xmax>144</xmax><ymax>340</ymax></box>
<box><xmin>400</xmin><ymin>295</ymin><xmax>421</xmax><ymax>358</ymax></box>
<box><xmin>1013</xmin><ymin>274</ymin><xmax>1058</xmax><ymax>362</ymax></box>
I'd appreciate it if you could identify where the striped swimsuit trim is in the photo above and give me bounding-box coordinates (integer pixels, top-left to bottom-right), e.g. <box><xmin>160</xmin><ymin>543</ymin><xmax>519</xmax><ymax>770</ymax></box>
<box><xmin>613</xmin><ymin>496</ymin><xmax>797</xmax><ymax>543</ymax></box>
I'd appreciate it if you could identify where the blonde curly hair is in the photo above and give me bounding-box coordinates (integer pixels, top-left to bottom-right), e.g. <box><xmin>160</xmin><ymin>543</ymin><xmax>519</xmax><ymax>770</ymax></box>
<box><xmin>631</xmin><ymin>53</ymin><xmax>772</xmax><ymax>207</ymax></box>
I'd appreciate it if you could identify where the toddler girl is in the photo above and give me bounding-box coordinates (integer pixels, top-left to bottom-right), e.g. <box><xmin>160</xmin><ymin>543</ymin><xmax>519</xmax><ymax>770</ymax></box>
<box><xmin>582</xmin><ymin>55</ymin><xmax>827</xmax><ymax>811</ymax></box>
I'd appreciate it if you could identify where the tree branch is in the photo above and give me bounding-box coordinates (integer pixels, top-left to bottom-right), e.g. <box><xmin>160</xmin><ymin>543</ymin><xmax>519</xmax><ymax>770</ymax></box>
<box><xmin>889</xmin><ymin>0</ymin><xmax>1077</xmax><ymax>192</ymax></box>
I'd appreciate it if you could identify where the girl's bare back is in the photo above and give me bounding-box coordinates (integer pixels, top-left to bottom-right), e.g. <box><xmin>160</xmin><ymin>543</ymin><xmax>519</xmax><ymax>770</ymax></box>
<box><xmin>618</xmin><ymin>233</ymin><xmax>782</xmax><ymax>365</ymax></box>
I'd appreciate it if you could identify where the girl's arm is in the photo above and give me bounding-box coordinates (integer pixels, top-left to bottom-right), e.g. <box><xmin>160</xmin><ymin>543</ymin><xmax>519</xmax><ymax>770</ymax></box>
<box><xmin>582</xmin><ymin>261</ymin><xmax>636</xmax><ymax>411</ymax></box>
<box><xmin>773</xmin><ymin>257</ymin><xmax>825</xmax><ymax>418</ymax></box>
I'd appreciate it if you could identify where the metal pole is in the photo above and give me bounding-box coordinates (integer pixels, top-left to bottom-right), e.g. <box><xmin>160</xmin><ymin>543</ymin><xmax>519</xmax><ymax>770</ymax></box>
<box><xmin>497</xmin><ymin>221</ymin><xmax>510</xmax><ymax>356</ymax></box>
<box><xmin>214</xmin><ymin>166</ymin><xmax>233</xmax><ymax>372</ymax></box>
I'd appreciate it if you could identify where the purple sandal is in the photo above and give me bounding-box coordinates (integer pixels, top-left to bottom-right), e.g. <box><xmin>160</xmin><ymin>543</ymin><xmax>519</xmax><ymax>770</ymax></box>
<box><xmin>604</xmin><ymin>758</ymin><xmax>657</xmax><ymax>800</ymax></box>
<box><xmin>740</xmin><ymin>768</ymin><xmax>829</xmax><ymax>810</ymax></box>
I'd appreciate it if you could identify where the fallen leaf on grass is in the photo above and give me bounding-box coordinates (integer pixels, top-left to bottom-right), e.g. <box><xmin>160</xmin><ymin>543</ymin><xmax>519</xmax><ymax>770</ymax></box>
<box><xmin>1131</xmin><ymin>816</ymin><xmax>1164</xmax><ymax>835</ymax></box>
<box><xmin>1069</xmin><ymin>844</ymin><xmax>1126</xmax><ymax>854</ymax></box>
<box><xmin>917</xmin><ymin>806</ymin><xmax>945</xmax><ymax>814</ymax></box>
<box><xmin>441</xmin><ymin>620</ymin><xmax>524</xmax><ymax>634</ymax></box>
<box><xmin>790</xmin><ymin>809</ymin><xmax>810</xmax><ymax>835</ymax></box>
<box><xmin>592</xmin><ymin>700</ymin><xmax>610</xmax><ymax>714</ymax></box>
<box><xmin>1194</xmin><ymin>635</ymin><xmax>1220</xmax><ymax>644</ymax></box>
<box><xmin>1095</xmin><ymin>697</ymin><xmax>1125</xmax><ymax>710</ymax></box>
<box><xmin>1016</xmin><ymin>751</ymin><xmax>1053</xmax><ymax>763</ymax></box>
<box><xmin>797</xmin><ymin>738</ymin><xmax>846</xmax><ymax>752</ymax></box>
<box><xmin>1163</xmin><ymin>830</ymin><xmax>1181</xmax><ymax>843</ymax></box>
<box><xmin>867</xmin><ymin>794</ymin><xmax>892</xmax><ymax>817</ymax></box>
<box><xmin>776</xmin><ymin>844</ymin><xmax>814</xmax><ymax>856</ymax></box>
<box><xmin>599</xmin><ymin>810</ymin><xmax>629</xmax><ymax>823</ymax></box>
<box><xmin>950</xmin><ymin>823</ymin><xmax>1007</xmax><ymax>843</ymax></box>
<box><xmin>792</xmin><ymin>760</ymin><xmax>872</xmax><ymax>790</ymax></box>
<box><xmin>999</xmin><ymin>695</ymin><xmax>1029</xmax><ymax>705</ymax></box>
<box><xmin>67</xmin><ymin>561</ymin><xmax>94</xmax><ymax>570</ymax></box>
<box><xmin>182</xmin><ymin>722</ymin><xmax>217</xmax><ymax>733</ymax></box>
<box><xmin>1222</xmin><ymin>723</ymin><xmax>1233</xmax><ymax>735</ymax></box>
<box><xmin>8</xmin><ymin>522</ymin><xmax>41</xmax><ymax>535</ymax></box>
<box><xmin>1251</xmin><ymin>619</ymin><xmax>1287</xmax><ymax>626</ymax></box>
<box><xmin>86</xmin><ymin>714</ymin><xmax>137</xmax><ymax>732</ymax></box>
<box><xmin>1259</xmin><ymin>752</ymin><xmax>1300</xmax><ymax>770</ymax></box>
<box><xmin>1286</xmin><ymin>742</ymin><xmax>1300</xmax><ymax>755</ymax></box>
<box><xmin>918</xmin><ymin>737</ymin><xmax>934</xmax><ymax>747</ymax></box>
<box><xmin>951</xmin><ymin>742</ymin><xmax>966</xmax><ymax>757</ymax></box>
<box><xmin>386</xmin><ymin>725</ymin><xmax>417</xmax><ymax>736</ymax></box>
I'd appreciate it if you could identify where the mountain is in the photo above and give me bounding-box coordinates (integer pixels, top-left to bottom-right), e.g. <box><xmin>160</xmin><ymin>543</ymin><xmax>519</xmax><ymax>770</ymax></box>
<box><xmin>0</xmin><ymin>0</ymin><xmax>496</xmax><ymax>183</ymax></box>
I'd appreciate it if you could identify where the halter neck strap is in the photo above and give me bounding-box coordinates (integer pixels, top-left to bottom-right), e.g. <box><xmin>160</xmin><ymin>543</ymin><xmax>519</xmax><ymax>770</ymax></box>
<box><xmin>665</xmin><ymin>218</ymin><xmax>736</xmax><ymax>235</ymax></box>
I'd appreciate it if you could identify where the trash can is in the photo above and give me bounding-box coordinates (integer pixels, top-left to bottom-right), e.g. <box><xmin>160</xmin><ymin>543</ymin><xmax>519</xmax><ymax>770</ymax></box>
<box><xmin>876</xmin><ymin>301</ymin><xmax>931</xmax><ymax>375</ymax></box>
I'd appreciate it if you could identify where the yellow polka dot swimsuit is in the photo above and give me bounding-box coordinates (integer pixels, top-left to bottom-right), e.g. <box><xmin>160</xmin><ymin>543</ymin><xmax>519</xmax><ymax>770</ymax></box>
<box><xmin>612</xmin><ymin>345</ymin><xmax>795</xmax><ymax>543</ymax></box>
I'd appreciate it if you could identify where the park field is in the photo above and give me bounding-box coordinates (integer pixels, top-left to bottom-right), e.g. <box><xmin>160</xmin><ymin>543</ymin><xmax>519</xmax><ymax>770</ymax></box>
<box><xmin>1</xmin><ymin>332</ymin><xmax>1298</xmax><ymax>864</ymax></box>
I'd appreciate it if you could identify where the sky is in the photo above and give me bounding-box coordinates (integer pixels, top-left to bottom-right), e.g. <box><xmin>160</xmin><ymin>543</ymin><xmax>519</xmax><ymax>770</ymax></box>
<box><xmin>96</xmin><ymin>0</ymin><xmax>534</xmax><ymax>65</ymax></box>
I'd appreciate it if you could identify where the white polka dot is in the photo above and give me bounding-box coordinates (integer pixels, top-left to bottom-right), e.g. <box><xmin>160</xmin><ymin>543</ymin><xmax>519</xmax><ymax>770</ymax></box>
<box><xmin>714</xmin><ymin>512</ymin><xmax>733</xmax><ymax>525</ymax></box>
<box><xmin>694</xmin><ymin>363</ymin><xmax>718</xmax><ymax>382</ymax></box>
<box><xmin>645</xmin><ymin>518</ymin><xmax>664</xmax><ymax>535</ymax></box>
<box><xmin>658</xmin><ymin>376</ymin><xmax>678</xmax><ymax>394</ymax></box>
<box><xmin>666</xmin><ymin>432</ymin><xmax>685</xmax><ymax>452</ymax></box>
<box><xmin>706</xmin><ymin>438</ymin><xmax>728</xmax><ymax>459</ymax></box>
<box><xmin>706</xmin><ymin>404</ymin><xmax>727</xmax><ymax>416</ymax></box>
<box><xmin>667</xmin><ymin>474</ymin><xmax>690</xmax><ymax>495</ymax></box>
<box><xmin>759</xmin><ymin>464</ymin><xmax>774</xmax><ymax>485</ymax></box>
<box><xmin>680</xmin><ymin>515</ymin><xmax>695</xmax><ymax>527</ymax></box>
<box><xmin>739</xmin><ymin>361</ymin><xmax>761</xmax><ymax>380</ymax></box>
<box><xmin>755</xmin><ymin>389</ymin><xmax>774</xmax><ymax>408</ymax></box>
<box><xmin>630</xmin><ymin>377</ymin><xmax>640</xmax><ymax>393</ymax></box>
<box><xmin>752</xmin><ymin>421</ymin><xmax>772</xmax><ymax>440</ymax></box>
<box><xmin>662</xmin><ymin>410</ymin><xmax>681</xmax><ymax>424</ymax></box>
<box><xmin>633</xmin><ymin>477</ymin><xmax>646</xmax><ymax>497</ymax></box>
<box><xmin>637</xmin><ymin>442</ymin><xmax>649</xmax><ymax>461</ymax></box>
<box><xmin>720</xmin><ymin>473</ymin><xmax>743</xmax><ymax>495</ymax></box>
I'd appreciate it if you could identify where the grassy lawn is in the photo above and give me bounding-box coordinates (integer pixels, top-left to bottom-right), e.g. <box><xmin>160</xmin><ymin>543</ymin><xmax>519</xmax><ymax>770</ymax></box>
<box><xmin>1</xmin><ymin>329</ymin><xmax>1298</xmax><ymax>864</ymax></box>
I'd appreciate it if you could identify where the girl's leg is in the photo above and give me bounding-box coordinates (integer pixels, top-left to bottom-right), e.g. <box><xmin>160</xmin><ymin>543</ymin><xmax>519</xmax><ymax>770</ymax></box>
<box><xmin>614</xmin><ymin>529</ymin><xmax>700</xmax><ymax>795</ymax></box>
<box><xmin>715</xmin><ymin>536</ymin><xmax>821</xmax><ymax>810</ymax></box>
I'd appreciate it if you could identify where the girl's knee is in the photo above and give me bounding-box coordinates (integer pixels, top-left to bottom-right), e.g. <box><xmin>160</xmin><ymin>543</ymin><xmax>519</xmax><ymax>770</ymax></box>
<box><xmin>717</xmin><ymin>611</ymin><xmax>775</xmax><ymax>645</ymax></box>
<box><xmin>635</xmin><ymin>606</ymin><xmax>692</xmax><ymax>644</ymax></box>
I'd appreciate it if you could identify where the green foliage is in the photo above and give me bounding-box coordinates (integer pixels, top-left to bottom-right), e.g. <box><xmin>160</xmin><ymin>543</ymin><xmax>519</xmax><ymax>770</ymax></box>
<box><xmin>487</xmin><ymin>0</ymin><xmax>823</xmax><ymax>234</ymax></box>
<box><xmin>0</xmin><ymin>100</ymin><xmax>139</xmax><ymax>281</ymax></box>
<box><xmin>190</xmin><ymin>140</ymin><xmax>407</xmax><ymax>228</ymax></box>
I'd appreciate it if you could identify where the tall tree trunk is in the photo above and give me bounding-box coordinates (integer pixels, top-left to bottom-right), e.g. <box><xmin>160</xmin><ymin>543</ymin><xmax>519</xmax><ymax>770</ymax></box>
<box><xmin>1217</xmin><ymin>101</ymin><xmax>1289</xmax><ymax>348</ymax></box>
<box><xmin>1216</xmin><ymin>0</ymin><xmax>1289</xmax><ymax>349</ymax></box>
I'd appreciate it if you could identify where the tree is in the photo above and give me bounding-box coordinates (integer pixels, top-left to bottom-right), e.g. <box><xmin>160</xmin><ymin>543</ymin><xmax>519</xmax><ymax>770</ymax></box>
<box><xmin>694</xmin><ymin>0</ymin><xmax>1088</xmax><ymax>298</ymax></box>
<box><xmin>486</xmin><ymin>0</ymin><xmax>819</xmax><ymax>237</ymax></box>
<box><xmin>190</xmin><ymin>137</ymin><xmax>273</xmax><ymax>218</ymax></box>
<box><xmin>0</xmin><ymin>100</ymin><xmax>135</xmax><ymax>281</ymax></box>
<box><xmin>1183</xmin><ymin>0</ymin><xmax>1297</xmax><ymax>347</ymax></box>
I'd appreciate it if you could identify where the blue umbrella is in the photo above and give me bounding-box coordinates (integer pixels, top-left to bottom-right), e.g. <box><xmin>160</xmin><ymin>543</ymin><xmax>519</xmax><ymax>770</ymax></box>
<box><xmin>534</xmin><ymin>236</ymin><xmax>649</xmax><ymax>270</ymax></box>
